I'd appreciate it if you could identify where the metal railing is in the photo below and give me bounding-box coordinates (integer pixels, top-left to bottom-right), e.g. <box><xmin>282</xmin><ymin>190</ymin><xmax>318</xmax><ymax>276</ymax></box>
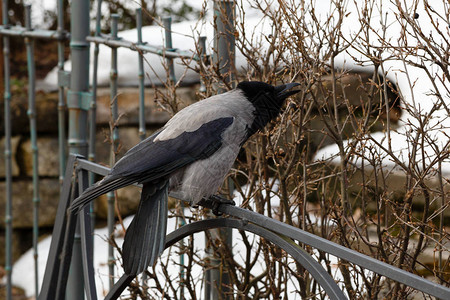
<box><xmin>39</xmin><ymin>155</ymin><xmax>450</xmax><ymax>300</ymax></box>
<box><xmin>0</xmin><ymin>0</ymin><xmax>199</xmax><ymax>298</ymax></box>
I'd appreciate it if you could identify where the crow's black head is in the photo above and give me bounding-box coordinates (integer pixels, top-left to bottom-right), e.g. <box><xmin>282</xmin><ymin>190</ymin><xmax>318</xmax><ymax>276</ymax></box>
<box><xmin>237</xmin><ymin>81</ymin><xmax>300</xmax><ymax>137</ymax></box>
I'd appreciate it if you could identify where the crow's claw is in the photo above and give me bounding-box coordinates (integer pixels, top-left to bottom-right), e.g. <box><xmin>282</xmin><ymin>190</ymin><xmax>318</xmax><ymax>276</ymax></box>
<box><xmin>197</xmin><ymin>195</ymin><xmax>235</xmax><ymax>216</ymax></box>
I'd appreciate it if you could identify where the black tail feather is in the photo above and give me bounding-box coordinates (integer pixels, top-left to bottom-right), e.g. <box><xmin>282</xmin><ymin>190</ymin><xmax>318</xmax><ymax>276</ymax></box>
<box><xmin>122</xmin><ymin>180</ymin><xmax>169</xmax><ymax>276</ymax></box>
<box><xmin>70</xmin><ymin>176</ymin><xmax>137</xmax><ymax>212</ymax></box>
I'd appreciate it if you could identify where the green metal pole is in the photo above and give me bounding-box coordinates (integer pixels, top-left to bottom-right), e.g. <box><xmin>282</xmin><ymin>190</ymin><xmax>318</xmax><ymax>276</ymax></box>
<box><xmin>68</xmin><ymin>0</ymin><xmax>90</xmax><ymax>155</ymax></box>
<box><xmin>213</xmin><ymin>0</ymin><xmax>236</xmax><ymax>93</ymax></box>
<box><xmin>57</xmin><ymin>0</ymin><xmax>67</xmax><ymax>186</ymax></box>
<box><xmin>2</xmin><ymin>0</ymin><xmax>12</xmax><ymax>298</ymax></box>
<box><xmin>24</xmin><ymin>5</ymin><xmax>40</xmax><ymax>296</ymax></box>
<box><xmin>136</xmin><ymin>9</ymin><xmax>150</xmax><ymax>291</ymax></box>
<box><xmin>107</xmin><ymin>14</ymin><xmax>120</xmax><ymax>289</ymax></box>
<box><xmin>89</xmin><ymin>0</ymin><xmax>102</xmax><ymax>240</ymax></box>
<box><xmin>136</xmin><ymin>8</ymin><xmax>146</xmax><ymax>141</ymax></box>
<box><xmin>90</xmin><ymin>0</ymin><xmax>102</xmax><ymax>170</ymax></box>
<box><xmin>162</xmin><ymin>16</ymin><xmax>186</xmax><ymax>298</ymax></box>
<box><xmin>162</xmin><ymin>16</ymin><xmax>176</xmax><ymax>82</ymax></box>
<box><xmin>67</xmin><ymin>0</ymin><xmax>90</xmax><ymax>298</ymax></box>
<box><xmin>198</xmin><ymin>36</ymin><xmax>207</xmax><ymax>93</ymax></box>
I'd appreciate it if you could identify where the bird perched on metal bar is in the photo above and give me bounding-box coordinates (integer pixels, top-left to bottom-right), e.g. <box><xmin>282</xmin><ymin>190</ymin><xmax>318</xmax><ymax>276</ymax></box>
<box><xmin>70</xmin><ymin>81</ymin><xmax>300</xmax><ymax>277</ymax></box>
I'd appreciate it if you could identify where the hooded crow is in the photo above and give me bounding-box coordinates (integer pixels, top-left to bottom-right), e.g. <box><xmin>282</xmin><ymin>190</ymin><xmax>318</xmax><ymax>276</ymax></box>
<box><xmin>70</xmin><ymin>81</ymin><xmax>300</xmax><ymax>276</ymax></box>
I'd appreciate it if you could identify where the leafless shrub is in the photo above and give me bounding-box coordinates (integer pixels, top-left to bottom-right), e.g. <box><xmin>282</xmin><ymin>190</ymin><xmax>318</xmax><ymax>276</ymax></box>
<box><xmin>118</xmin><ymin>1</ymin><xmax>450</xmax><ymax>299</ymax></box>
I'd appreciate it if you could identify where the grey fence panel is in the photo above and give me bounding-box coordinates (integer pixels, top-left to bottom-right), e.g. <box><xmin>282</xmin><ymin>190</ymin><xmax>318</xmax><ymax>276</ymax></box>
<box><xmin>1</xmin><ymin>2</ymin><xmax>69</xmax><ymax>298</ymax></box>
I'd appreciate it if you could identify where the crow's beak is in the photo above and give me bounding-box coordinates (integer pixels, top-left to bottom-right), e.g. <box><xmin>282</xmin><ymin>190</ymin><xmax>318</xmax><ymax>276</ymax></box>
<box><xmin>275</xmin><ymin>82</ymin><xmax>301</xmax><ymax>99</ymax></box>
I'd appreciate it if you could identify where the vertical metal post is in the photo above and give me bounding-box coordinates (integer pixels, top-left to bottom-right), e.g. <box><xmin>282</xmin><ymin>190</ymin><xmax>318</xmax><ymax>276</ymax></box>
<box><xmin>205</xmin><ymin>2</ymin><xmax>235</xmax><ymax>299</ymax></box>
<box><xmin>198</xmin><ymin>36</ymin><xmax>207</xmax><ymax>93</ymax></box>
<box><xmin>67</xmin><ymin>0</ymin><xmax>90</xmax><ymax>298</ymax></box>
<box><xmin>213</xmin><ymin>0</ymin><xmax>235</xmax><ymax>93</ymax></box>
<box><xmin>90</xmin><ymin>0</ymin><xmax>103</xmax><ymax>235</ymax></box>
<box><xmin>163</xmin><ymin>16</ymin><xmax>176</xmax><ymax>82</ymax></box>
<box><xmin>108</xmin><ymin>14</ymin><xmax>120</xmax><ymax>289</ymax></box>
<box><xmin>24</xmin><ymin>5</ymin><xmax>40</xmax><ymax>296</ymax></box>
<box><xmin>136</xmin><ymin>8</ymin><xmax>149</xmax><ymax>291</ymax></box>
<box><xmin>68</xmin><ymin>0</ymin><xmax>90</xmax><ymax>155</ymax></box>
<box><xmin>136</xmin><ymin>8</ymin><xmax>146</xmax><ymax>141</ymax></box>
<box><xmin>57</xmin><ymin>0</ymin><xmax>67</xmax><ymax>186</ymax></box>
<box><xmin>90</xmin><ymin>0</ymin><xmax>102</xmax><ymax>168</ymax></box>
<box><xmin>2</xmin><ymin>0</ymin><xmax>12</xmax><ymax>298</ymax></box>
<box><xmin>162</xmin><ymin>15</ymin><xmax>186</xmax><ymax>298</ymax></box>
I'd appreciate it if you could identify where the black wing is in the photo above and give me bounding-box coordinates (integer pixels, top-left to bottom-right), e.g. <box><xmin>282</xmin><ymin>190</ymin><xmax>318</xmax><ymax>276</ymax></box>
<box><xmin>70</xmin><ymin>117</ymin><xmax>234</xmax><ymax>211</ymax></box>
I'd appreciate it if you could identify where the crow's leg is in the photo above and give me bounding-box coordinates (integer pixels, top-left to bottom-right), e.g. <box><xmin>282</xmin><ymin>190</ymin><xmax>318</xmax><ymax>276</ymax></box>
<box><xmin>196</xmin><ymin>195</ymin><xmax>235</xmax><ymax>215</ymax></box>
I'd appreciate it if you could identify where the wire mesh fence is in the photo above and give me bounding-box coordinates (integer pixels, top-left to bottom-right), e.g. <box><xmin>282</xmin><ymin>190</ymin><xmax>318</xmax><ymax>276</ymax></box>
<box><xmin>0</xmin><ymin>0</ymin><xmax>203</xmax><ymax>298</ymax></box>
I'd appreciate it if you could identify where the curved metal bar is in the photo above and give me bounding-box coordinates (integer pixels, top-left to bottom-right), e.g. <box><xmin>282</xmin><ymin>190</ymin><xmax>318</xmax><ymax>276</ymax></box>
<box><xmin>166</xmin><ymin>218</ymin><xmax>346</xmax><ymax>300</ymax></box>
<box><xmin>107</xmin><ymin>218</ymin><xmax>346</xmax><ymax>300</ymax></box>
<box><xmin>216</xmin><ymin>205</ymin><xmax>450</xmax><ymax>300</ymax></box>
<box><xmin>104</xmin><ymin>275</ymin><xmax>134</xmax><ymax>300</ymax></box>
